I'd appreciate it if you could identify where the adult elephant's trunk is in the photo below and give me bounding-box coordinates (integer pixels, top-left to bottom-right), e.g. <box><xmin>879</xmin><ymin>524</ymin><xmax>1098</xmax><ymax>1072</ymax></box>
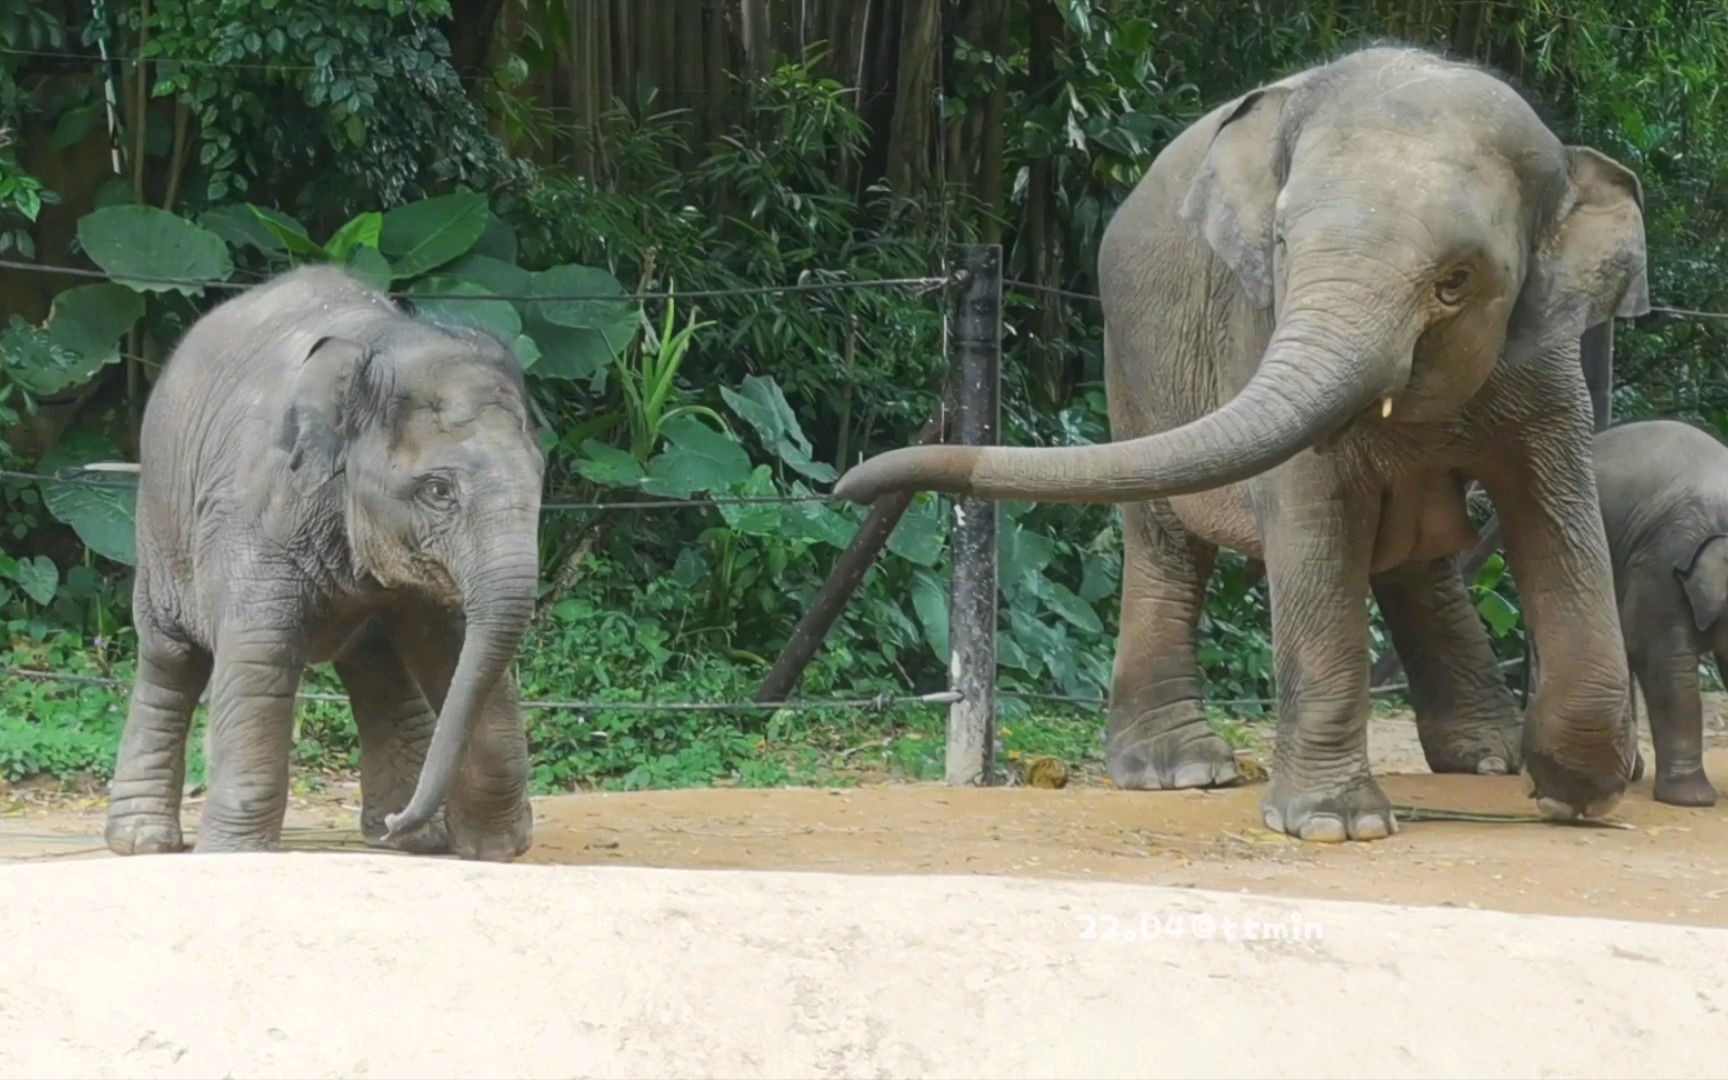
<box><xmin>834</xmin><ymin>289</ymin><xmax>1415</xmax><ymax>506</ymax></box>
<box><xmin>383</xmin><ymin>542</ymin><xmax>539</xmax><ymax>841</ymax></box>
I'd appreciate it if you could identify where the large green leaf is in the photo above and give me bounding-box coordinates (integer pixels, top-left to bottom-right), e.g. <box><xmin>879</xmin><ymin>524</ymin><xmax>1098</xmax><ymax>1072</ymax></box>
<box><xmin>246</xmin><ymin>205</ymin><xmax>327</xmax><ymax>260</ymax></box>
<box><xmin>345</xmin><ymin>245</ymin><xmax>393</xmax><ymax>291</ymax></box>
<box><xmin>445</xmin><ymin>254</ymin><xmax>531</xmax><ymax>297</ymax></box>
<box><xmin>640</xmin><ymin>415</ymin><xmax>752</xmax><ymax>498</ymax></box>
<box><xmin>5</xmin><ymin>284</ymin><xmax>149</xmax><ymax>396</ymax></box>
<box><xmin>780</xmin><ymin>493</ymin><xmax>859</xmax><ymax>549</ymax></box>
<box><xmin>720</xmin><ymin>375</ymin><xmax>837</xmax><ymax>482</ymax></box>
<box><xmin>886</xmin><ymin>495</ymin><xmax>946</xmax><ymax>567</ymax></box>
<box><xmin>200</xmin><ymin>203</ymin><xmax>305</xmax><ymax>255</ymax></box>
<box><xmin>473</xmin><ymin>213</ymin><xmax>518</xmax><ymax>263</ymax></box>
<box><xmin>574</xmin><ymin>440</ymin><xmax>646</xmax><ymax>489</ymax></box>
<box><xmin>911</xmin><ymin>568</ymin><xmax>951</xmax><ymax>662</ymax></box>
<box><xmin>380</xmin><ymin>191</ymin><xmax>490</xmax><ymax>280</ymax></box>
<box><xmin>39</xmin><ymin>429</ymin><xmax>137</xmax><ymax>565</ymax></box>
<box><xmin>520</xmin><ymin>265</ymin><xmax>640</xmax><ymax>383</ymax></box>
<box><xmin>77</xmin><ymin>205</ymin><xmax>233</xmax><ymax>294</ymax></box>
<box><xmin>1032</xmin><ymin>574</ymin><xmax>1104</xmax><ymax>634</ymax></box>
<box><xmin>406</xmin><ymin>278</ymin><xmax>522</xmax><ymax>346</ymax></box>
<box><xmin>324</xmin><ymin>211</ymin><xmax>382</xmax><ymax>261</ymax></box>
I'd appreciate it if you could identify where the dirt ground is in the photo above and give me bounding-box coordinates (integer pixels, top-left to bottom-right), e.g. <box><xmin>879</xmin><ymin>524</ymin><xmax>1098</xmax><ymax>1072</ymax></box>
<box><xmin>7</xmin><ymin>700</ymin><xmax>1728</xmax><ymax>930</ymax></box>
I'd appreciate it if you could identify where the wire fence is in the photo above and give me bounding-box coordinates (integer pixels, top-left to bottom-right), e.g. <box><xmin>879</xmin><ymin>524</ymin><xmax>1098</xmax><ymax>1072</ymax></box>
<box><xmin>1003</xmin><ymin>278</ymin><xmax>1728</xmax><ymax>324</ymax></box>
<box><xmin>0</xmin><ymin>248</ymin><xmax>1593</xmax><ymax>732</ymax></box>
<box><xmin>0</xmin><ymin>664</ymin><xmax>964</xmax><ymax>718</ymax></box>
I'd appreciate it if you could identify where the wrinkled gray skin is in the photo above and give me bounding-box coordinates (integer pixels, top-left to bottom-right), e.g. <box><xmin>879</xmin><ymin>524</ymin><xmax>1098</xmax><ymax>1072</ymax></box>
<box><xmin>835</xmin><ymin>47</ymin><xmax>1652</xmax><ymax>842</ymax></box>
<box><xmin>1584</xmin><ymin>419</ymin><xmax>1728</xmax><ymax>808</ymax></box>
<box><xmin>104</xmin><ymin>265</ymin><xmax>543</xmax><ymax>861</ymax></box>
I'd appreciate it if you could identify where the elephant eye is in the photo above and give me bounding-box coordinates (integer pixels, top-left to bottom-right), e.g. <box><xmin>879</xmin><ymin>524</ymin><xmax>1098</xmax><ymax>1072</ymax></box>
<box><xmin>1436</xmin><ymin>267</ymin><xmax>1472</xmax><ymax>305</ymax></box>
<box><xmin>417</xmin><ymin>476</ymin><xmax>456</xmax><ymax>507</ymax></box>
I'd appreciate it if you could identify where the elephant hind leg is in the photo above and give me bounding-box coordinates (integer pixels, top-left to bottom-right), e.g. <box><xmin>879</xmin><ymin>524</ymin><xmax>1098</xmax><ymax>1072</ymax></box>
<box><xmin>1630</xmin><ymin>619</ymin><xmax>1716</xmax><ymax>807</ymax></box>
<box><xmin>332</xmin><ymin>618</ymin><xmax>451</xmax><ymax>855</ymax></box>
<box><xmin>1371</xmin><ymin>557</ymin><xmax>1522</xmax><ymax>775</ymax></box>
<box><xmin>105</xmin><ymin>608</ymin><xmax>212</xmax><ymax>856</ymax></box>
<box><xmin>1104</xmin><ymin>498</ymin><xmax>1239</xmax><ymax>791</ymax></box>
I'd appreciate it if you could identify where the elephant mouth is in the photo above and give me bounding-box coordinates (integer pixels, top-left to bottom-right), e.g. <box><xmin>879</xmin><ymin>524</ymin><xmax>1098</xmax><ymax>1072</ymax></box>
<box><xmin>1312</xmin><ymin>394</ymin><xmax>1401</xmax><ymax>455</ymax></box>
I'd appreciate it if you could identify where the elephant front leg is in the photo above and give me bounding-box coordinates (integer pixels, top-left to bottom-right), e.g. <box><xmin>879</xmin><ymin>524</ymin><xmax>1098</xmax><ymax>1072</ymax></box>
<box><xmin>195</xmin><ymin>619</ymin><xmax>305</xmax><ymax>853</ymax></box>
<box><xmin>395</xmin><ymin>615</ymin><xmax>533</xmax><ymax>863</ymax></box>
<box><xmin>1371</xmin><ymin>557</ymin><xmax>1522</xmax><ymax>775</ymax></box>
<box><xmin>105</xmin><ymin>625</ymin><xmax>212</xmax><ymax>855</ymax></box>
<box><xmin>1257</xmin><ymin>465</ymin><xmax>1393</xmax><ymax>842</ymax></box>
<box><xmin>1104</xmin><ymin>499</ymin><xmax>1239</xmax><ymax>790</ymax></box>
<box><xmin>1479</xmin><ymin>418</ymin><xmax>1628</xmax><ymax>821</ymax></box>
<box><xmin>332</xmin><ymin>623</ymin><xmax>451</xmax><ymax>854</ymax></box>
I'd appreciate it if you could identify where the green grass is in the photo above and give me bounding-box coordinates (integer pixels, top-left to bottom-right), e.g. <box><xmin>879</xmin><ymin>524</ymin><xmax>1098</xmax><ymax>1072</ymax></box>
<box><xmin>0</xmin><ymin>630</ymin><xmax>1295</xmax><ymax>795</ymax></box>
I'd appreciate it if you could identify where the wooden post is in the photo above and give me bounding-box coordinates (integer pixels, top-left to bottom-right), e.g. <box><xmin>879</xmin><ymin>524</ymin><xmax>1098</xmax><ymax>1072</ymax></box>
<box><xmin>1371</xmin><ymin>320</ymin><xmax>1616</xmax><ymax>688</ymax></box>
<box><xmin>755</xmin><ymin>387</ymin><xmax>955</xmax><ymax>703</ymax></box>
<box><xmin>946</xmin><ymin>244</ymin><xmax>1002</xmax><ymax>786</ymax></box>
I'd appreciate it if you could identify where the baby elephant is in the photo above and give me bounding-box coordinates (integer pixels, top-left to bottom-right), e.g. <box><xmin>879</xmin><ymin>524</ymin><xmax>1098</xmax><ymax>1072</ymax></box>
<box><xmin>1593</xmin><ymin>418</ymin><xmax>1728</xmax><ymax>807</ymax></box>
<box><xmin>105</xmin><ymin>264</ymin><xmax>544</xmax><ymax>860</ymax></box>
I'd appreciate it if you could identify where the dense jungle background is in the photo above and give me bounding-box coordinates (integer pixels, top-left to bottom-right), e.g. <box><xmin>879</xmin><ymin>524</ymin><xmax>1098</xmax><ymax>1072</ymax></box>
<box><xmin>2</xmin><ymin>0</ymin><xmax>1725</xmax><ymax>793</ymax></box>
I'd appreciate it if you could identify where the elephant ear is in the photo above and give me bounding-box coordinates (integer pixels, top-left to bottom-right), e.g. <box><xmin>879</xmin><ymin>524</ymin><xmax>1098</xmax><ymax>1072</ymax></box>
<box><xmin>279</xmin><ymin>335</ymin><xmax>369</xmax><ymax>486</ymax></box>
<box><xmin>1514</xmin><ymin>147</ymin><xmax>1651</xmax><ymax>354</ymax></box>
<box><xmin>1179</xmin><ymin>83</ymin><xmax>1295</xmax><ymax>309</ymax></box>
<box><xmin>1674</xmin><ymin>533</ymin><xmax>1728</xmax><ymax>635</ymax></box>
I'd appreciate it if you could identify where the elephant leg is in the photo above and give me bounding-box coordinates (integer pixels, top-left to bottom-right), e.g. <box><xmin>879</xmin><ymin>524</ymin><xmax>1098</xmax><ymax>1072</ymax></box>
<box><xmin>1478</xmin><ymin>424</ymin><xmax>1628</xmax><ymax>822</ymax></box>
<box><xmin>332</xmin><ymin>620</ymin><xmax>451</xmax><ymax>854</ymax></box>
<box><xmin>1371</xmin><ymin>557</ymin><xmax>1522</xmax><ymax>774</ymax></box>
<box><xmin>105</xmin><ymin>609</ymin><xmax>212</xmax><ymax>856</ymax></box>
<box><xmin>1256</xmin><ymin>462</ymin><xmax>1392</xmax><ymax>843</ymax></box>
<box><xmin>1624</xmin><ymin>601</ymin><xmax>1716</xmax><ymax>807</ymax></box>
<box><xmin>194</xmin><ymin>612</ymin><xmax>305</xmax><ymax>853</ymax></box>
<box><xmin>1104</xmin><ymin>498</ymin><xmax>1238</xmax><ymax>790</ymax></box>
<box><xmin>394</xmin><ymin>611</ymin><xmax>532</xmax><ymax>862</ymax></box>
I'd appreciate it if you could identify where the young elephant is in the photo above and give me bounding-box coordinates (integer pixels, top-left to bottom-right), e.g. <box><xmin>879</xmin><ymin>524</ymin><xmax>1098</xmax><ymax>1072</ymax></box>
<box><xmin>1590</xmin><ymin>418</ymin><xmax>1728</xmax><ymax>807</ymax></box>
<box><xmin>104</xmin><ymin>264</ymin><xmax>544</xmax><ymax>861</ymax></box>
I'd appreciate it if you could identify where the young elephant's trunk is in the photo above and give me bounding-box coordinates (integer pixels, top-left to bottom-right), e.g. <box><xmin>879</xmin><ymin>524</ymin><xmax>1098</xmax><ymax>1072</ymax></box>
<box><xmin>834</xmin><ymin>293</ymin><xmax>1413</xmax><ymax>506</ymax></box>
<box><xmin>383</xmin><ymin>544</ymin><xmax>539</xmax><ymax>841</ymax></box>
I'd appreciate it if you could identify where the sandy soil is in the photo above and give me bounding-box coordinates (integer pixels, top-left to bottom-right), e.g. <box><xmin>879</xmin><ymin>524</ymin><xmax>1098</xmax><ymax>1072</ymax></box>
<box><xmin>6</xmin><ymin>704</ymin><xmax>1728</xmax><ymax>930</ymax></box>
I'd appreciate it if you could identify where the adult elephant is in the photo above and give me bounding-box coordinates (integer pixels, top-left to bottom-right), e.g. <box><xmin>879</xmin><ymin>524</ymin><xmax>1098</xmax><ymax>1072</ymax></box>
<box><xmin>104</xmin><ymin>264</ymin><xmax>543</xmax><ymax>861</ymax></box>
<box><xmin>835</xmin><ymin>46</ymin><xmax>1651</xmax><ymax>842</ymax></box>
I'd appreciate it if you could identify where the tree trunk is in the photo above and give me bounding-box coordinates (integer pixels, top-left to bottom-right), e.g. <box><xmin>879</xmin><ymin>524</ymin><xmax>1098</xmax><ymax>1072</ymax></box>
<box><xmin>885</xmin><ymin>0</ymin><xmax>939</xmax><ymax>197</ymax></box>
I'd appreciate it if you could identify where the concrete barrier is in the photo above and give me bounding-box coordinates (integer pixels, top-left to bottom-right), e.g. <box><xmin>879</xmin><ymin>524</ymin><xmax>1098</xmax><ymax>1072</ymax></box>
<box><xmin>1</xmin><ymin>853</ymin><xmax>1723</xmax><ymax>1078</ymax></box>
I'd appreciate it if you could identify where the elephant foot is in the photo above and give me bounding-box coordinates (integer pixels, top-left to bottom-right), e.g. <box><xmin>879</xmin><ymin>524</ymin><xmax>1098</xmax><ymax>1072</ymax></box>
<box><xmin>104</xmin><ymin>812</ymin><xmax>186</xmax><ymax>856</ymax></box>
<box><xmin>362</xmin><ymin>808</ymin><xmax>451</xmax><ymax>855</ymax></box>
<box><xmin>1653</xmin><ymin>768</ymin><xmax>1718</xmax><ymax>808</ymax></box>
<box><xmin>1260</xmin><ymin>771</ymin><xmax>1397</xmax><ymax>843</ymax></box>
<box><xmin>447</xmin><ymin>799</ymin><xmax>533</xmax><ymax>863</ymax></box>
<box><xmin>190</xmin><ymin>831</ymin><xmax>281</xmax><ymax>854</ymax></box>
<box><xmin>1519</xmin><ymin>748</ymin><xmax>1625</xmax><ymax>822</ymax></box>
<box><xmin>1417</xmin><ymin>714</ymin><xmax>1523</xmax><ymax>776</ymax></box>
<box><xmin>1106</xmin><ymin>713</ymin><xmax>1240</xmax><ymax>790</ymax></box>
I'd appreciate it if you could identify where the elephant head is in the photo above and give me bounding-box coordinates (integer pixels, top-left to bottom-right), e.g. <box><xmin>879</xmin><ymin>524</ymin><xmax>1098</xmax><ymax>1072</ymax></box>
<box><xmin>832</xmin><ymin>48</ymin><xmax>1651</xmax><ymax>505</ymax></box>
<box><xmin>281</xmin><ymin>324</ymin><xmax>544</xmax><ymax>840</ymax></box>
<box><xmin>1675</xmin><ymin>533</ymin><xmax>1728</xmax><ymax>636</ymax></box>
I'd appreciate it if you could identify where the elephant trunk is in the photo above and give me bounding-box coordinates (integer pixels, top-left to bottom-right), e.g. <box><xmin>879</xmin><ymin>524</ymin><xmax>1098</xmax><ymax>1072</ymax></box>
<box><xmin>834</xmin><ymin>284</ymin><xmax>1415</xmax><ymax>506</ymax></box>
<box><xmin>383</xmin><ymin>540</ymin><xmax>539</xmax><ymax>841</ymax></box>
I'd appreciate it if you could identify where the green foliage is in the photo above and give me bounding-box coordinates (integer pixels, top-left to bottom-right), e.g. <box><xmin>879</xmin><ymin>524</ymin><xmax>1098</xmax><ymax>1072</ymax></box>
<box><xmin>6</xmin><ymin>0</ymin><xmax>1728</xmax><ymax>794</ymax></box>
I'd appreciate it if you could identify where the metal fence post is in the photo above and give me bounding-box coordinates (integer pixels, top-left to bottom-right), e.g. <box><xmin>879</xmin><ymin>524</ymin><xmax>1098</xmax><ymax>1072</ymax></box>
<box><xmin>946</xmin><ymin>244</ymin><xmax>1002</xmax><ymax>786</ymax></box>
